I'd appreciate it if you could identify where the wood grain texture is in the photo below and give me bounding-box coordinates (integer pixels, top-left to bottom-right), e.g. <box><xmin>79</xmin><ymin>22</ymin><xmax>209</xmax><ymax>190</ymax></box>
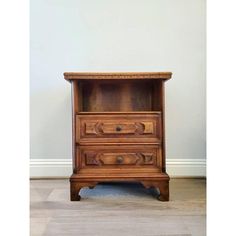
<box><xmin>78</xmin><ymin>145</ymin><xmax>161</xmax><ymax>168</ymax></box>
<box><xmin>64</xmin><ymin>72</ymin><xmax>172</xmax><ymax>81</ymax></box>
<box><xmin>71</xmin><ymin>81</ymin><xmax>79</xmax><ymax>173</ymax></box>
<box><xmin>76</xmin><ymin>113</ymin><xmax>162</xmax><ymax>144</ymax></box>
<box><xmin>82</xmin><ymin>80</ymin><xmax>155</xmax><ymax>112</ymax></box>
<box><xmin>65</xmin><ymin>72</ymin><xmax>172</xmax><ymax>201</ymax></box>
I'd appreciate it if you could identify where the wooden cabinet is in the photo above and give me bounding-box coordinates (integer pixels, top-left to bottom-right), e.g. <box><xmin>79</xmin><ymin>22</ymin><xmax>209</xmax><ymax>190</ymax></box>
<box><xmin>64</xmin><ymin>72</ymin><xmax>172</xmax><ymax>201</ymax></box>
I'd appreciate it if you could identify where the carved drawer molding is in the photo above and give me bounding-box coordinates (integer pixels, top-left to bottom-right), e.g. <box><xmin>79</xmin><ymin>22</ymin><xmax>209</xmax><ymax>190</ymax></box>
<box><xmin>76</xmin><ymin>113</ymin><xmax>162</xmax><ymax>144</ymax></box>
<box><xmin>85</xmin><ymin>152</ymin><xmax>154</xmax><ymax>166</ymax></box>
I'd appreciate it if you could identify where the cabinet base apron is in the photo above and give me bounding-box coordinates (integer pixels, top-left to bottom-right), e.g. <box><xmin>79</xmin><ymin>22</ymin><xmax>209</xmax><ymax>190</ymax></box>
<box><xmin>70</xmin><ymin>173</ymin><xmax>170</xmax><ymax>201</ymax></box>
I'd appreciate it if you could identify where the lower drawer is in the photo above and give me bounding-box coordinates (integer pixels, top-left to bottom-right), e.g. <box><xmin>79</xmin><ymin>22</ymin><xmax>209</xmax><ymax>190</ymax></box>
<box><xmin>76</xmin><ymin>145</ymin><xmax>162</xmax><ymax>169</ymax></box>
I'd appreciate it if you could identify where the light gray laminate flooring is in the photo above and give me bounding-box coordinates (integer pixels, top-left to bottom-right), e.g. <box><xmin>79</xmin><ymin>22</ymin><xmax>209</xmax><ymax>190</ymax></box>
<box><xmin>30</xmin><ymin>179</ymin><xmax>206</xmax><ymax>236</ymax></box>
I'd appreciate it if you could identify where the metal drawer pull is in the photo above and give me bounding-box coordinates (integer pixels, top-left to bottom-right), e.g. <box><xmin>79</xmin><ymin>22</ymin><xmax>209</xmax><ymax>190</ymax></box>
<box><xmin>116</xmin><ymin>156</ymin><xmax>123</xmax><ymax>164</ymax></box>
<box><xmin>116</xmin><ymin>125</ymin><xmax>122</xmax><ymax>131</ymax></box>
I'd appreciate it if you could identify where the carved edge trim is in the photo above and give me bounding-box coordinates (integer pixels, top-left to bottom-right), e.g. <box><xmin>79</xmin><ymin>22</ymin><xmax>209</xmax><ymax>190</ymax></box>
<box><xmin>84</xmin><ymin>152</ymin><xmax>155</xmax><ymax>166</ymax></box>
<box><xmin>64</xmin><ymin>72</ymin><xmax>172</xmax><ymax>80</ymax></box>
<box><xmin>85</xmin><ymin>122</ymin><xmax>152</xmax><ymax>135</ymax></box>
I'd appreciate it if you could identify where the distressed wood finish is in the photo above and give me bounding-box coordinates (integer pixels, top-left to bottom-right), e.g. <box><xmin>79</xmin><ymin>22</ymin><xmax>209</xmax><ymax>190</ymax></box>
<box><xmin>64</xmin><ymin>72</ymin><xmax>172</xmax><ymax>201</ymax></box>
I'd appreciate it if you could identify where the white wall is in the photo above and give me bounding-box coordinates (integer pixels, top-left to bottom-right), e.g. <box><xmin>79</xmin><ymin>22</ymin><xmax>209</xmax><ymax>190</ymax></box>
<box><xmin>30</xmin><ymin>0</ymin><xmax>206</xmax><ymax>176</ymax></box>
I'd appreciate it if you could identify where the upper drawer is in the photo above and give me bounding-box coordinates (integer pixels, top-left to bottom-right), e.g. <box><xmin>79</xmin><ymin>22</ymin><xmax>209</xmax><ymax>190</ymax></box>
<box><xmin>76</xmin><ymin>113</ymin><xmax>162</xmax><ymax>144</ymax></box>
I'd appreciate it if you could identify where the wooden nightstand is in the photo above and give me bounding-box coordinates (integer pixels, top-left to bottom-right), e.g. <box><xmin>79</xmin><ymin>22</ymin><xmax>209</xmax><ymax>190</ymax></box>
<box><xmin>64</xmin><ymin>72</ymin><xmax>172</xmax><ymax>201</ymax></box>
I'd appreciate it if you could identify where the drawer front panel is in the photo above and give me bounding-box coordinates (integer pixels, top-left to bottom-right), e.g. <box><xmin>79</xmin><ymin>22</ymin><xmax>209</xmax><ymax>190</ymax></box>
<box><xmin>76</xmin><ymin>113</ymin><xmax>161</xmax><ymax>143</ymax></box>
<box><xmin>77</xmin><ymin>145</ymin><xmax>162</xmax><ymax>169</ymax></box>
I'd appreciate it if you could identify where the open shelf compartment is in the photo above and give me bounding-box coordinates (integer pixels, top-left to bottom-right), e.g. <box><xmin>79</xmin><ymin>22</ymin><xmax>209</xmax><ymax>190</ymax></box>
<box><xmin>76</xmin><ymin>80</ymin><xmax>164</xmax><ymax>112</ymax></box>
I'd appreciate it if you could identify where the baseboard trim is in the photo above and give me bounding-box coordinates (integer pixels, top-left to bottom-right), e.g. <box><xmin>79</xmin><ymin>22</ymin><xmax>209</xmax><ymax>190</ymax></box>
<box><xmin>30</xmin><ymin>158</ymin><xmax>206</xmax><ymax>178</ymax></box>
<box><xmin>166</xmin><ymin>159</ymin><xmax>206</xmax><ymax>177</ymax></box>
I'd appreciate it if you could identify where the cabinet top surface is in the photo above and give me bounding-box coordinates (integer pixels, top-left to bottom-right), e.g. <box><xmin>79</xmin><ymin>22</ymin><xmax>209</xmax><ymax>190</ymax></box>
<box><xmin>64</xmin><ymin>72</ymin><xmax>172</xmax><ymax>81</ymax></box>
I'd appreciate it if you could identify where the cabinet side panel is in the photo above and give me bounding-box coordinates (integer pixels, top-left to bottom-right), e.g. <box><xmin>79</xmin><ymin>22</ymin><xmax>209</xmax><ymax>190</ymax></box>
<box><xmin>152</xmin><ymin>81</ymin><xmax>166</xmax><ymax>172</ymax></box>
<box><xmin>152</xmin><ymin>81</ymin><xmax>162</xmax><ymax>111</ymax></box>
<box><xmin>71</xmin><ymin>81</ymin><xmax>79</xmax><ymax>173</ymax></box>
<box><xmin>161</xmin><ymin>81</ymin><xmax>166</xmax><ymax>172</ymax></box>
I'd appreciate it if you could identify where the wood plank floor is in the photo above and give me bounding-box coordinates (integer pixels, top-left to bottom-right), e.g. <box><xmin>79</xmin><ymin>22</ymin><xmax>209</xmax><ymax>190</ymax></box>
<box><xmin>30</xmin><ymin>179</ymin><xmax>206</xmax><ymax>236</ymax></box>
